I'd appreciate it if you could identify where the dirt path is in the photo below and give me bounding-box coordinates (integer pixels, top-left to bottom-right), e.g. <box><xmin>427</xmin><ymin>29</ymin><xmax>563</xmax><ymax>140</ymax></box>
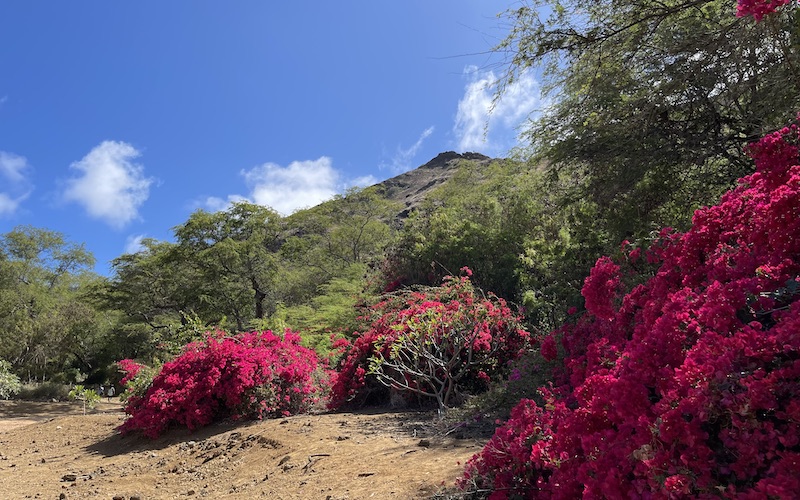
<box><xmin>0</xmin><ymin>401</ymin><xmax>483</xmax><ymax>499</ymax></box>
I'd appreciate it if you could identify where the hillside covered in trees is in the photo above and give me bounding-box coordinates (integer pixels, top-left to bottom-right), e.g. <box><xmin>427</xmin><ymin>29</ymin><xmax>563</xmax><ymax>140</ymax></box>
<box><xmin>1</xmin><ymin>0</ymin><xmax>798</xmax><ymax>497</ymax></box>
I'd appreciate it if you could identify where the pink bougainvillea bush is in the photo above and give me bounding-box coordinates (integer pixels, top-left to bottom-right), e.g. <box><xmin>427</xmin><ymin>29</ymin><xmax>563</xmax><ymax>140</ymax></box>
<box><xmin>461</xmin><ymin>119</ymin><xmax>800</xmax><ymax>498</ymax></box>
<box><xmin>329</xmin><ymin>270</ymin><xmax>531</xmax><ymax>410</ymax></box>
<box><xmin>736</xmin><ymin>0</ymin><xmax>798</xmax><ymax>19</ymax></box>
<box><xmin>116</xmin><ymin>358</ymin><xmax>143</xmax><ymax>388</ymax></box>
<box><xmin>119</xmin><ymin>330</ymin><xmax>327</xmax><ymax>438</ymax></box>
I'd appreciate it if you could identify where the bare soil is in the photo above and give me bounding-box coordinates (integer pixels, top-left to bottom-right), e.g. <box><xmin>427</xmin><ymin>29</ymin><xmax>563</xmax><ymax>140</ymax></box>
<box><xmin>0</xmin><ymin>400</ymin><xmax>485</xmax><ymax>499</ymax></box>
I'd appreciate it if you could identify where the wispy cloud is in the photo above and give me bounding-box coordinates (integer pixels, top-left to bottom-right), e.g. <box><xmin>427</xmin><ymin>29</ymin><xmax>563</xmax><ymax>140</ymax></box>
<box><xmin>382</xmin><ymin>126</ymin><xmax>436</xmax><ymax>174</ymax></box>
<box><xmin>0</xmin><ymin>151</ymin><xmax>33</xmax><ymax>216</ymax></box>
<box><xmin>0</xmin><ymin>151</ymin><xmax>29</xmax><ymax>183</ymax></box>
<box><xmin>345</xmin><ymin>175</ymin><xmax>379</xmax><ymax>189</ymax></box>
<box><xmin>453</xmin><ymin>66</ymin><xmax>542</xmax><ymax>155</ymax></box>
<box><xmin>124</xmin><ymin>234</ymin><xmax>147</xmax><ymax>254</ymax></box>
<box><xmin>63</xmin><ymin>141</ymin><xmax>153</xmax><ymax>229</ymax></box>
<box><xmin>202</xmin><ymin>194</ymin><xmax>248</xmax><ymax>213</ymax></box>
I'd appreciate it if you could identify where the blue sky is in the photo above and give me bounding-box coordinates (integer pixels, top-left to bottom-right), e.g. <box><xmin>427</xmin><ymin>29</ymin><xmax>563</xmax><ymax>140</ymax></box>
<box><xmin>0</xmin><ymin>1</ymin><xmax>543</xmax><ymax>274</ymax></box>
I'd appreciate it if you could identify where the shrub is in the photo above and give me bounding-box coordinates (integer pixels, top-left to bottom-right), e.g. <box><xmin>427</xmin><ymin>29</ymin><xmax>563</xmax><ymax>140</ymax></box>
<box><xmin>461</xmin><ymin>119</ymin><xmax>800</xmax><ymax>497</ymax></box>
<box><xmin>329</xmin><ymin>270</ymin><xmax>531</xmax><ymax>410</ymax></box>
<box><xmin>17</xmin><ymin>381</ymin><xmax>71</xmax><ymax>401</ymax></box>
<box><xmin>68</xmin><ymin>384</ymin><xmax>101</xmax><ymax>415</ymax></box>
<box><xmin>119</xmin><ymin>330</ymin><xmax>327</xmax><ymax>438</ymax></box>
<box><xmin>0</xmin><ymin>360</ymin><xmax>22</xmax><ymax>399</ymax></box>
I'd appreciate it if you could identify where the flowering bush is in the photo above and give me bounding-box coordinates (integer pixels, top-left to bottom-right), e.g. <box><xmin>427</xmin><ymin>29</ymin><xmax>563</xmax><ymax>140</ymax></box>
<box><xmin>329</xmin><ymin>270</ymin><xmax>531</xmax><ymax>410</ymax></box>
<box><xmin>736</xmin><ymin>0</ymin><xmax>798</xmax><ymax>19</ymax></box>
<box><xmin>116</xmin><ymin>358</ymin><xmax>143</xmax><ymax>388</ymax></box>
<box><xmin>116</xmin><ymin>358</ymin><xmax>159</xmax><ymax>406</ymax></box>
<box><xmin>119</xmin><ymin>330</ymin><xmax>327</xmax><ymax>438</ymax></box>
<box><xmin>461</xmin><ymin>119</ymin><xmax>800</xmax><ymax>497</ymax></box>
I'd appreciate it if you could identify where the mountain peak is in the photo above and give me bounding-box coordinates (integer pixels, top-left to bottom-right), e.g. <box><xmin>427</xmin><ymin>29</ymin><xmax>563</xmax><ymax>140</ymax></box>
<box><xmin>420</xmin><ymin>151</ymin><xmax>491</xmax><ymax>169</ymax></box>
<box><xmin>377</xmin><ymin>152</ymin><xmax>494</xmax><ymax>218</ymax></box>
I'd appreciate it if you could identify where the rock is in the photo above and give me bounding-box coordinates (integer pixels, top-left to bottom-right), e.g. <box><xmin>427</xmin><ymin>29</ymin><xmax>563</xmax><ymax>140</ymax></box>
<box><xmin>61</xmin><ymin>474</ymin><xmax>77</xmax><ymax>482</ymax></box>
<box><xmin>417</xmin><ymin>439</ymin><xmax>431</xmax><ymax>447</ymax></box>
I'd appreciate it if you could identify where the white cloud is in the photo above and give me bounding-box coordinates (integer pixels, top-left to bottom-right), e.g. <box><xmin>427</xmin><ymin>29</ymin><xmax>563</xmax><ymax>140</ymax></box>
<box><xmin>453</xmin><ymin>65</ymin><xmax>542</xmax><ymax>155</ymax></box>
<box><xmin>202</xmin><ymin>194</ymin><xmax>248</xmax><ymax>213</ymax></box>
<box><xmin>206</xmin><ymin>157</ymin><xmax>380</xmax><ymax>215</ymax></box>
<box><xmin>383</xmin><ymin>126</ymin><xmax>436</xmax><ymax>174</ymax></box>
<box><xmin>124</xmin><ymin>234</ymin><xmax>147</xmax><ymax>254</ymax></box>
<box><xmin>242</xmin><ymin>157</ymin><xmax>339</xmax><ymax>215</ymax></box>
<box><xmin>63</xmin><ymin>141</ymin><xmax>153</xmax><ymax>229</ymax></box>
<box><xmin>0</xmin><ymin>192</ymin><xmax>28</xmax><ymax>216</ymax></box>
<box><xmin>0</xmin><ymin>151</ymin><xmax>33</xmax><ymax>216</ymax></box>
<box><xmin>346</xmin><ymin>175</ymin><xmax>379</xmax><ymax>189</ymax></box>
<box><xmin>0</xmin><ymin>151</ymin><xmax>28</xmax><ymax>183</ymax></box>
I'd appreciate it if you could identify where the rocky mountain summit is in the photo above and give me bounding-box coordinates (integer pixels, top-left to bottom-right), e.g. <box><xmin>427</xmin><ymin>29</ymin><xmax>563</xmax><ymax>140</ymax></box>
<box><xmin>376</xmin><ymin>151</ymin><xmax>493</xmax><ymax>218</ymax></box>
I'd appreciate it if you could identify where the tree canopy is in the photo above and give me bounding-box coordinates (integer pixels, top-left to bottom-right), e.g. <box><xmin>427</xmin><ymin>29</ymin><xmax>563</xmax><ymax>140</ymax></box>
<box><xmin>498</xmin><ymin>0</ymin><xmax>799</xmax><ymax>238</ymax></box>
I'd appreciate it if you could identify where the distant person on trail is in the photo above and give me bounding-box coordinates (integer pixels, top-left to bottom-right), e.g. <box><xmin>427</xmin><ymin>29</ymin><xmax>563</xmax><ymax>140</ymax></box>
<box><xmin>99</xmin><ymin>384</ymin><xmax>104</xmax><ymax>397</ymax></box>
<box><xmin>107</xmin><ymin>385</ymin><xmax>115</xmax><ymax>401</ymax></box>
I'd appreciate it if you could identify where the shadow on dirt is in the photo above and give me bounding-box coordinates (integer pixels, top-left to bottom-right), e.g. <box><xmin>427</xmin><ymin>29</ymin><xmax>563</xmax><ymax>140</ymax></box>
<box><xmin>83</xmin><ymin>406</ymin><xmax>477</xmax><ymax>457</ymax></box>
<box><xmin>84</xmin><ymin>417</ymin><xmax>248</xmax><ymax>457</ymax></box>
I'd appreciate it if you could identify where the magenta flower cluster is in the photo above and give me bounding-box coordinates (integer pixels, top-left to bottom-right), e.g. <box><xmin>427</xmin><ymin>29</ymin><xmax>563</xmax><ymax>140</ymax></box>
<box><xmin>736</xmin><ymin>0</ymin><xmax>798</xmax><ymax>19</ymax></box>
<box><xmin>461</xmin><ymin>118</ymin><xmax>800</xmax><ymax>497</ymax></box>
<box><xmin>116</xmin><ymin>358</ymin><xmax>143</xmax><ymax>388</ymax></box>
<box><xmin>328</xmin><ymin>270</ymin><xmax>530</xmax><ymax>409</ymax></box>
<box><xmin>118</xmin><ymin>330</ymin><xmax>325</xmax><ymax>438</ymax></box>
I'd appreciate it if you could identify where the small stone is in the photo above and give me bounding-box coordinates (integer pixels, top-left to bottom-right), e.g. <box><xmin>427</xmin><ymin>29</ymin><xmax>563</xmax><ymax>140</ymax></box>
<box><xmin>187</xmin><ymin>490</ymin><xmax>196</xmax><ymax>496</ymax></box>
<box><xmin>61</xmin><ymin>474</ymin><xmax>77</xmax><ymax>482</ymax></box>
<box><xmin>418</xmin><ymin>439</ymin><xmax>431</xmax><ymax>447</ymax></box>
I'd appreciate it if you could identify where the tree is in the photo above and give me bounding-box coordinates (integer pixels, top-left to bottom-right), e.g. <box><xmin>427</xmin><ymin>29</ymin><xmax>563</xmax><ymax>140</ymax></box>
<box><xmin>496</xmin><ymin>0</ymin><xmax>799</xmax><ymax>239</ymax></box>
<box><xmin>267</xmin><ymin>187</ymin><xmax>399</xmax><ymax>345</ymax></box>
<box><xmin>173</xmin><ymin>202</ymin><xmax>282</xmax><ymax>331</ymax></box>
<box><xmin>277</xmin><ymin>187</ymin><xmax>398</xmax><ymax>303</ymax></box>
<box><xmin>387</xmin><ymin>159</ymin><xmax>543</xmax><ymax>301</ymax></box>
<box><xmin>0</xmin><ymin>226</ymin><xmax>101</xmax><ymax>380</ymax></box>
<box><xmin>100</xmin><ymin>237</ymin><xmax>201</xmax><ymax>358</ymax></box>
